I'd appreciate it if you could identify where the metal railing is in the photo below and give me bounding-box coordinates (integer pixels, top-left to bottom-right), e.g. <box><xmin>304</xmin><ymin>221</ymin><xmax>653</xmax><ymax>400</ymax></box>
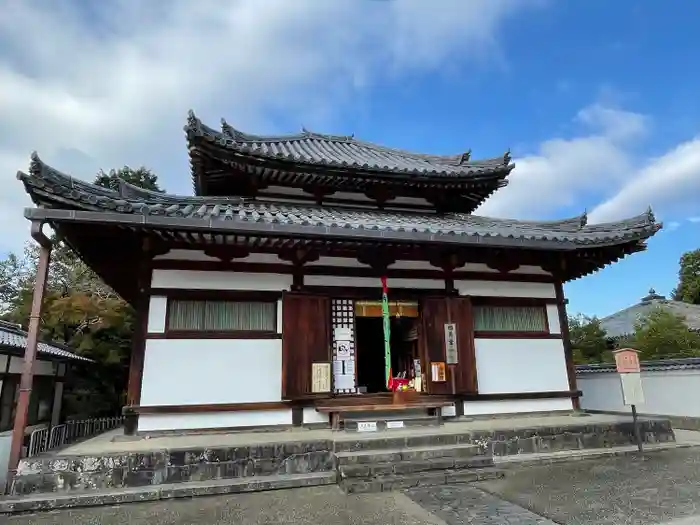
<box><xmin>27</xmin><ymin>416</ymin><xmax>124</xmax><ymax>457</ymax></box>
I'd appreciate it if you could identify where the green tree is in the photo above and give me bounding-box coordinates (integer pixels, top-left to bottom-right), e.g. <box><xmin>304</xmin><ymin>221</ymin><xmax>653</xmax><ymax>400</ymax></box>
<box><xmin>632</xmin><ymin>306</ymin><xmax>700</xmax><ymax>359</ymax></box>
<box><xmin>0</xmin><ymin>167</ymin><xmax>166</xmax><ymax>417</ymax></box>
<box><xmin>94</xmin><ymin>166</ymin><xmax>164</xmax><ymax>193</ymax></box>
<box><xmin>568</xmin><ymin>314</ymin><xmax>611</xmax><ymax>364</ymax></box>
<box><xmin>672</xmin><ymin>249</ymin><xmax>700</xmax><ymax>304</ymax></box>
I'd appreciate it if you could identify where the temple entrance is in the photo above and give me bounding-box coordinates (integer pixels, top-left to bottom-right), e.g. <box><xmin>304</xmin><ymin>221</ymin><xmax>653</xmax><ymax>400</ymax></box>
<box><xmin>354</xmin><ymin>301</ymin><xmax>420</xmax><ymax>394</ymax></box>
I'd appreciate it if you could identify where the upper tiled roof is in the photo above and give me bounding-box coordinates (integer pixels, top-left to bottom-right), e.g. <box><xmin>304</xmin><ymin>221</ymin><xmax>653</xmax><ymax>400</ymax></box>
<box><xmin>0</xmin><ymin>320</ymin><xmax>92</xmax><ymax>363</ymax></box>
<box><xmin>18</xmin><ymin>153</ymin><xmax>662</xmax><ymax>252</ymax></box>
<box><xmin>576</xmin><ymin>357</ymin><xmax>700</xmax><ymax>374</ymax></box>
<box><xmin>599</xmin><ymin>289</ymin><xmax>700</xmax><ymax>338</ymax></box>
<box><xmin>186</xmin><ymin>111</ymin><xmax>514</xmax><ymax>179</ymax></box>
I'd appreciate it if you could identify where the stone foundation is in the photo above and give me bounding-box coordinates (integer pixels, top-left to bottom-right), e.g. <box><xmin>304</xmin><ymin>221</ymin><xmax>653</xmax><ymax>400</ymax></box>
<box><xmin>6</xmin><ymin>417</ymin><xmax>675</xmax><ymax>500</ymax></box>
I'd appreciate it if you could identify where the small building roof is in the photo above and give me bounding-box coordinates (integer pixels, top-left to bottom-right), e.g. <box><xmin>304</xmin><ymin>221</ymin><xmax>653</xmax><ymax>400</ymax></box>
<box><xmin>0</xmin><ymin>320</ymin><xmax>93</xmax><ymax>363</ymax></box>
<box><xmin>18</xmin><ymin>153</ymin><xmax>661</xmax><ymax>252</ymax></box>
<box><xmin>599</xmin><ymin>289</ymin><xmax>700</xmax><ymax>338</ymax></box>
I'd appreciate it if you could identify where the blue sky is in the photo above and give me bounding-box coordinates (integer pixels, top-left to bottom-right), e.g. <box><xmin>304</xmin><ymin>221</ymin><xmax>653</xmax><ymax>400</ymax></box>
<box><xmin>1</xmin><ymin>0</ymin><xmax>698</xmax><ymax>318</ymax></box>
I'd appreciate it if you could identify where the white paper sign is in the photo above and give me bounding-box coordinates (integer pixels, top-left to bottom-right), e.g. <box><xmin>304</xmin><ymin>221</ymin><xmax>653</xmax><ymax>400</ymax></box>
<box><xmin>357</xmin><ymin>421</ymin><xmax>377</xmax><ymax>432</ymax></box>
<box><xmin>386</xmin><ymin>421</ymin><xmax>404</xmax><ymax>429</ymax></box>
<box><xmin>335</xmin><ymin>340</ymin><xmax>352</xmax><ymax>358</ymax></box>
<box><xmin>334</xmin><ymin>327</ymin><xmax>352</xmax><ymax>341</ymax></box>
<box><xmin>335</xmin><ymin>374</ymin><xmax>355</xmax><ymax>390</ymax></box>
<box><xmin>619</xmin><ymin>372</ymin><xmax>645</xmax><ymax>406</ymax></box>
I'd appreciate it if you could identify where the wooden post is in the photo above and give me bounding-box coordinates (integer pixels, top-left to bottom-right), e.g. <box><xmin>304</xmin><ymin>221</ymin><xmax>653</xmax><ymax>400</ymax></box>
<box><xmin>555</xmin><ymin>280</ymin><xmax>580</xmax><ymax>410</ymax></box>
<box><xmin>6</xmin><ymin>222</ymin><xmax>52</xmax><ymax>492</ymax></box>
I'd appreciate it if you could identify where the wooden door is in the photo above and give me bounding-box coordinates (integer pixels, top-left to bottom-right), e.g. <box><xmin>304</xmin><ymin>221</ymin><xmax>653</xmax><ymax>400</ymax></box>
<box><xmin>281</xmin><ymin>293</ymin><xmax>331</xmax><ymax>399</ymax></box>
<box><xmin>420</xmin><ymin>296</ymin><xmax>477</xmax><ymax>395</ymax></box>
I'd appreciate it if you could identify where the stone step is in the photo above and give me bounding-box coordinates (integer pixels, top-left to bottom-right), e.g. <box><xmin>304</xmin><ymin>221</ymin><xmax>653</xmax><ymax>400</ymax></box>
<box><xmin>339</xmin><ymin>455</ymin><xmax>494</xmax><ymax>479</ymax></box>
<box><xmin>336</xmin><ymin>442</ymin><xmax>482</xmax><ymax>465</ymax></box>
<box><xmin>0</xmin><ymin>471</ymin><xmax>338</xmax><ymax>515</ymax></box>
<box><xmin>341</xmin><ymin>467</ymin><xmax>505</xmax><ymax>494</ymax></box>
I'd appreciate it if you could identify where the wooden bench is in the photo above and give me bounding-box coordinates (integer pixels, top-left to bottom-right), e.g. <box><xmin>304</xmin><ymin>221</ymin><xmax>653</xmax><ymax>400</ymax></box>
<box><xmin>316</xmin><ymin>399</ymin><xmax>454</xmax><ymax>430</ymax></box>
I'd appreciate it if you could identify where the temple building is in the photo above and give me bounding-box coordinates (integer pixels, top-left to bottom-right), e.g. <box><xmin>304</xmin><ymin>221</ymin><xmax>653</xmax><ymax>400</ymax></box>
<box><xmin>16</xmin><ymin>111</ymin><xmax>662</xmax><ymax>435</ymax></box>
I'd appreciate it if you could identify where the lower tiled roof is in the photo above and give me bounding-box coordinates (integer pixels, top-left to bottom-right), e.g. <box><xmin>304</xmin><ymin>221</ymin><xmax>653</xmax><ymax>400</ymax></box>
<box><xmin>17</xmin><ymin>153</ymin><xmax>662</xmax><ymax>250</ymax></box>
<box><xmin>0</xmin><ymin>321</ymin><xmax>92</xmax><ymax>363</ymax></box>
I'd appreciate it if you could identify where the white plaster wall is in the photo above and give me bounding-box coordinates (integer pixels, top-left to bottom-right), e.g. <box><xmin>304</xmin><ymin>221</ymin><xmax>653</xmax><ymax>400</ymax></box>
<box><xmin>0</xmin><ymin>355</ymin><xmax>7</xmax><ymax>371</ymax></box>
<box><xmin>456</xmin><ymin>280</ymin><xmax>556</xmax><ymax>298</ymax></box>
<box><xmin>139</xmin><ymin>338</ymin><xmax>285</xmax><ymax>431</ymax></box>
<box><xmin>8</xmin><ymin>358</ymin><xmax>55</xmax><ymax>376</ymax></box>
<box><xmin>463</xmin><ymin>398</ymin><xmax>573</xmax><ymax>415</ymax></box>
<box><xmin>0</xmin><ymin>430</ymin><xmax>11</xmax><ymax>487</ymax></box>
<box><xmin>303</xmin><ymin>407</ymin><xmax>328</xmax><ymax>425</ymax></box>
<box><xmin>579</xmin><ymin>369</ymin><xmax>700</xmax><ymax>418</ymax></box>
<box><xmin>139</xmin><ymin>410</ymin><xmax>293</xmax><ymax>432</ymax></box>
<box><xmin>475</xmin><ymin>339</ymin><xmax>570</xmax><ymax>394</ymax></box>
<box><xmin>151</xmin><ymin>270</ymin><xmax>293</xmax><ymax>291</ymax></box>
<box><xmin>546</xmin><ymin>304</ymin><xmax>561</xmax><ymax>334</ymax></box>
<box><xmin>140</xmin><ymin>339</ymin><xmax>283</xmax><ymax>405</ymax></box>
<box><xmin>147</xmin><ymin>296</ymin><xmax>167</xmax><ymax>333</ymax></box>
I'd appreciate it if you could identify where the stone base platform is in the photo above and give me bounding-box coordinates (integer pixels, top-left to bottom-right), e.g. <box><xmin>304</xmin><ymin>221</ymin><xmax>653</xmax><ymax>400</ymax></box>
<box><xmin>1</xmin><ymin>413</ymin><xmax>676</xmax><ymax>513</ymax></box>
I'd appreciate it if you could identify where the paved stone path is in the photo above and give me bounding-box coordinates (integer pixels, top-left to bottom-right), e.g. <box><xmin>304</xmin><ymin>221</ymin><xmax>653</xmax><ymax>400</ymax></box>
<box><xmin>405</xmin><ymin>485</ymin><xmax>557</xmax><ymax>524</ymax></box>
<box><xmin>480</xmin><ymin>446</ymin><xmax>700</xmax><ymax>525</ymax></box>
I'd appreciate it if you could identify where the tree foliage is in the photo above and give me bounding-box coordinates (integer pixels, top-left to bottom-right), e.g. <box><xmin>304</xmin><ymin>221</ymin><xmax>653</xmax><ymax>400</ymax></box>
<box><xmin>568</xmin><ymin>314</ymin><xmax>611</xmax><ymax>364</ymax></box>
<box><xmin>0</xmin><ymin>167</ymin><xmax>164</xmax><ymax>418</ymax></box>
<box><xmin>672</xmin><ymin>249</ymin><xmax>700</xmax><ymax>305</ymax></box>
<box><xmin>631</xmin><ymin>306</ymin><xmax>700</xmax><ymax>360</ymax></box>
<box><xmin>94</xmin><ymin>166</ymin><xmax>164</xmax><ymax>193</ymax></box>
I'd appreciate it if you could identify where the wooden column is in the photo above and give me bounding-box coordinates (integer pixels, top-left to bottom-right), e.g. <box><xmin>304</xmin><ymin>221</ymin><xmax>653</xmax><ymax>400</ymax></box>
<box><xmin>124</xmin><ymin>238</ymin><xmax>155</xmax><ymax>435</ymax></box>
<box><xmin>554</xmin><ymin>278</ymin><xmax>580</xmax><ymax>410</ymax></box>
<box><xmin>429</xmin><ymin>253</ymin><xmax>466</xmax><ymax>296</ymax></box>
<box><xmin>6</xmin><ymin>222</ymin><xmax>51</xmax><ymax>492</ymax></box>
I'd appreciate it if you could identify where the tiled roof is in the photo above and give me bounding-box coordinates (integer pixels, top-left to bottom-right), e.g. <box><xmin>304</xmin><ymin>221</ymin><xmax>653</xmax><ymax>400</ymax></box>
<box><xmin>0</xmin><ymin>320</ymin><xmax>92</xmax><ymax>363</ymax></box>
<box><xmin>576</xmin><ymin>357</ymin><xmax>700</xmax><ymax>374</ymax></box>
<box><xmin>18</xmin><ymin>153</ymin><xmax>662</xmax><ymax>251</ymax></box>
<box><xmin>599</xmin><ymin>289</ymin><xmax>700</xmax><ymax>338</ymax></box>
<box><xmin>186</xmin><ymin>111</ymin><xmax>514</xmax><ymax>179</ymax></box>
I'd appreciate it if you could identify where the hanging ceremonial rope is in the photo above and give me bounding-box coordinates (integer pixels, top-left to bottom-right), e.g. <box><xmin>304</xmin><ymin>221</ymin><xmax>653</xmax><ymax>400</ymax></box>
<box><xmin>380</xmin><ymin>276</ymin><xmax>392</xmax><ymax>390</ymax></box>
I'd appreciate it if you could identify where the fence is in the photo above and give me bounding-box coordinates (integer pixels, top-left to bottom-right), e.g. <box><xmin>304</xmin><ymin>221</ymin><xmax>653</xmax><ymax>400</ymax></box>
<box><xmin>27</xmin><ymin>417</ymin><xmax>124</xmax><ymax>457</ymax></box>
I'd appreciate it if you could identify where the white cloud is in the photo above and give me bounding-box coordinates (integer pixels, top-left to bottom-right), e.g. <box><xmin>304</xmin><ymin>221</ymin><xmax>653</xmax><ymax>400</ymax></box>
<box><xmin>478</xmin><ymin>104</ymin><xmax>646</xmax><ymax>218</ymax></box>
<box><xmin>480</xmin><ymin>103</ymin><xmax>700</xmax><ymax>225</ymax></box>
<box><xmin>689</xmin><ymin>217</ymin><xmax>700</xmax><ymax>223</ymax></box>
<box><xmin>0</xmin><ymin>0</ymin><xmax>535</xmax><ymax>254</ymax></box>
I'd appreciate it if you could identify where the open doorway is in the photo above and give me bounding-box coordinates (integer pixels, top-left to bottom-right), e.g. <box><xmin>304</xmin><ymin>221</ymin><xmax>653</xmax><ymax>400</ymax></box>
<box><xmin>355</xmin><ymin>316</ymin><xmax>419</xmax><ymax>394</ymax></box>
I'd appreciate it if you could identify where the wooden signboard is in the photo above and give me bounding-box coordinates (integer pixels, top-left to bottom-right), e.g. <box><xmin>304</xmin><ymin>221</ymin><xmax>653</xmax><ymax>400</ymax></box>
<box><xmin>444</xmin><ymin>323</ymin><xmax>458</xmax><ymax>364</ymax></box>
<box><xmin>311</xmin><ymin>362</ymin><xmax>331</xmax><ymax>393</ymax></box>
<box><xmin>613</xmin><ymin>348</ymin><xmax>640</xmax><ymax>373</ymax></box>
<box><xmin>431</xmin><ymin>362</ymin><xmax>446</xmax><ymax>382</ymax></box>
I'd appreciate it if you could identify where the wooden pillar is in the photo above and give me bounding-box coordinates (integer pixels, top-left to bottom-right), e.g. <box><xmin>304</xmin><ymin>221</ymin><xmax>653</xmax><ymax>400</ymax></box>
<box><xmin>124</xmin><ymin>239</ymin><xmax>154</xmax><ymax>435</ymax></box>
<box><xmin>555</xmin><ymin>280</ymin><xmax>580</xmax><ymax>410</ymax></box>
<box><xmin>6</xmin><ymin>222</ymin><xmax>51</xmax><ymax>492</ymax></box>
<box><xmin>279</xmin><ymin>248</ymin><xmax>319</xmax><ymax>291</ymax></box>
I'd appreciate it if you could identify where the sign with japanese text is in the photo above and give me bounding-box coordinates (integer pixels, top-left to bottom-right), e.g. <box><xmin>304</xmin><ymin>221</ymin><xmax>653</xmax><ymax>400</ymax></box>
<box><xmin>614</xmin><ymin>348</ymin><xmax>641</xmax><ymax>374</ymax></box>
<box><xmin>444</xmin><ymin>323</ymin><xmax>458</xmax><ymax>364</ymax></box>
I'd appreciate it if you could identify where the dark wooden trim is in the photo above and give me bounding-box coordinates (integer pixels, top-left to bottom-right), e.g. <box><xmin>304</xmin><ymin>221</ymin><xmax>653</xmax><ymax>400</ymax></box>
<box><xmin>146</xmin><ymin>331</ymin><xmax>281</xmax><ymax>340</ymax></box>
<box><xmin>555</xmin><ymin>281</ymin><xmax>580</xmax><ymax>409</ymax></box>
<box><xmin>151</xmin><ymin>259</ymin><xmax>555</xmax><ymax>283</ymax></box>
<box><xmin>470</xmin><ymin>296</ymin><xmax>557</xmax><ymax>306</ymax></box>
<box><xmin>151</xmin><ymin>289</ymin><xmax>283</xmax><ymax>301</ymax></box>
<box><xmin>123</xmin><ymin>401</ymin><xmax>296</xmax><ymax>415</ymax></box>
<box><xmin>255</xmin><ymin>191</ymin><xmax>436</xmax><ymax>211</ymax></box>
<box><xmin>126</xmin><ymin>250</ymin><xmax>152</xmax><ymax>406</ymax></box>
<box><xmin>122</xmin><ymin>390</ymin><xmax>582</xmax><ymax>417</ymax></box>
<box><xmin>473</xmin><ymin>331</ymin><xmax>561</xmax><ymax>339</ymax></box>
<box><xmin>300</xmin><ymin>286</ymin><xmax>447</xmax><ymax>300</ymax></box>
<box><xmin>459</xmin><ymin>390</ymin><xmax>581</xmax><ymax>401</ymax></box>
<box><xmin>291</xmin><ymin>406</ymin><xmax>304</xmax><ymax>427</ymax></box>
